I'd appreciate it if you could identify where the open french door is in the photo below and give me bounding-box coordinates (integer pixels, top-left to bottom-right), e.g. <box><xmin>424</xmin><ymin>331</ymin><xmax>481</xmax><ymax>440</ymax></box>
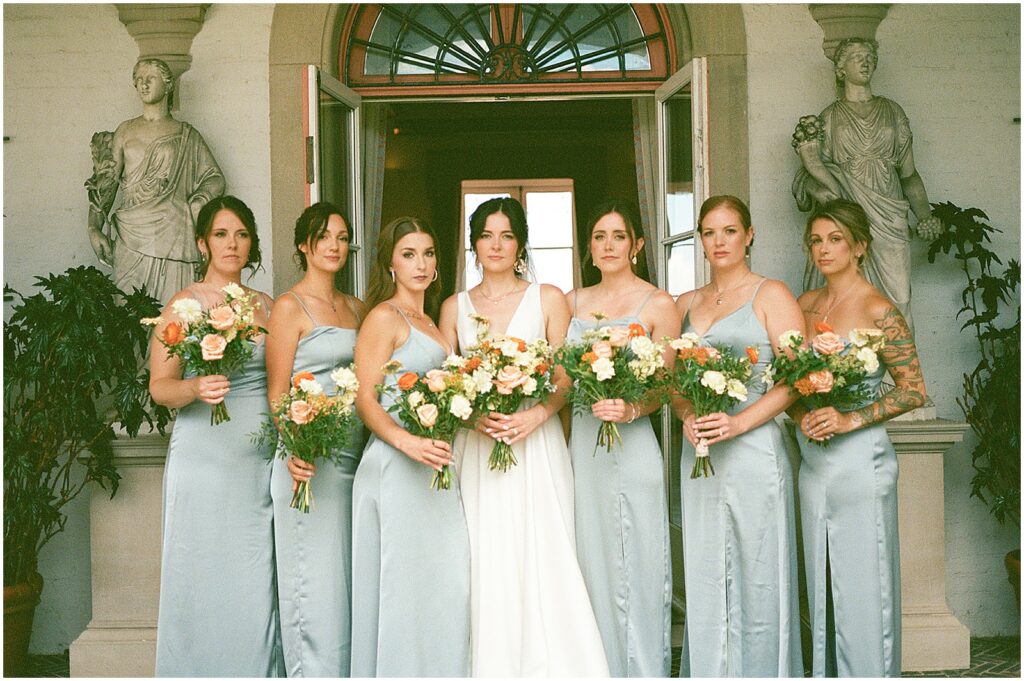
<box><xmin>654</xmin><ymin>57</ymin><xmax>709</xmax><ymax>618</ymax></box>
<box><xmin>305</xmin><ymin>65</ymin><xmax>366</xmax><ymax>297</ymax></box>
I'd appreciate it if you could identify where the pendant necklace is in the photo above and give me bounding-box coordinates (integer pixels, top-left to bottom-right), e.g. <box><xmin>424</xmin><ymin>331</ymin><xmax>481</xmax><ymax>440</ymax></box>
<box><xmin>821</xmin><ymin>283</ymin><xmax>855</xmax><ymax>323</ymax></box>
<box><xmin>712</xmin><ymin>272</ymin><xmax>749</xmax><ymax>305</ymax></box>
<box><xmin>479</xmin><ymin>283</ymin><xmax>524</xmax><ymax>305</ymax></box>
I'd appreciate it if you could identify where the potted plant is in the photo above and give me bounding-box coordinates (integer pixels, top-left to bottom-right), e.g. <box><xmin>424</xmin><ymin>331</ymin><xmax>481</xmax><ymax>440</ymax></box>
<box><xmin>927</xmin><ymin>201</ymin><xmax>1021</xmax><ymax>609</ymax></box>
<box><xmin>3</xmin><ymin>265</ymin><xmax>171</xmax><ymax>674</ymax></box>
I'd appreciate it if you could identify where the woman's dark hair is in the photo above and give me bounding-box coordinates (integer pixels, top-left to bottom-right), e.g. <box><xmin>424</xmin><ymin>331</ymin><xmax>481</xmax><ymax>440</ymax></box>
<box><xmin>804</xmin><ymin>198</ymin><xmax>872</xmax><ymax>266</ymax></box>
<box><xmin>194</xmin><ymin>195</ymin><xmax>263</xmax><ymax>278</ymax></box>
<box><xmin>294</xmin><ymin>201</ymin><xmax>350</xmax><ymax>271</ymax></box>
<box><xmin>582</xmin><ymin>199</ymin><xmax>647</xmax><ymax>281</ymax></box>
<box><xmin>469</xmin><ymin>197</ymin><xmax>529</xmax><ymax>274</ymax></box>
<box><xmin>364</xmin><ymin>216</ymin><xmax>441</xmax><ymax>318</ymax></box>
<box><xmin>698</xmin><ymin>194</ymin><xmax>754</xmax><ymax>249</ymax></box>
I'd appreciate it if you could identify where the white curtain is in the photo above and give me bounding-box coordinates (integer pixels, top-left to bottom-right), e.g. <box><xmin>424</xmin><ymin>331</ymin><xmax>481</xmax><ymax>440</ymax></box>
<box><xmin>632</xmin><ymin>97</ymin><xmax>659</xmax><ymax>286</ymax></box>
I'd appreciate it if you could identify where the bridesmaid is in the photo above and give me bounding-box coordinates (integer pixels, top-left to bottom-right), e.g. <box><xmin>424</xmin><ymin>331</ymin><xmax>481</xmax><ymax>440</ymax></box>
<box><xmin>564</xmin><ymin>200</ymin><xmax>676</xmax><ymax>677</ymax></box>
<box><xmin>672</xmin><ymin>195</ymin><xmax>805</xmax><ymax>677</ymax></box>
<box><xmin>793</xmin><ymin>199</ymin><xmax>927</xmax><ymax>677</ymax></box>
<box><xmin>265</xmin><ymin>202</ymin><xmax>367</xmax><ymax>677</ymax></box>
<box><xmin>349</xmin><ymin>217</ymin><xmax>471</xmax><ymax>677</ymax></box>
<box><xmin>150</xmin><ymin>196</ymin><xmax>282</xmax><ymax>677</ymax></box>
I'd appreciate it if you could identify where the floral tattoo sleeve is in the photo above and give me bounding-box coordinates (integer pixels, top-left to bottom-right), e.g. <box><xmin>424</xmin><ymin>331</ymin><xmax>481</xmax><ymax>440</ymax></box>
<box><xmin>851</xmin><ymin>307</ymin><xmax>927</xmax><ymax>428</ymax></box>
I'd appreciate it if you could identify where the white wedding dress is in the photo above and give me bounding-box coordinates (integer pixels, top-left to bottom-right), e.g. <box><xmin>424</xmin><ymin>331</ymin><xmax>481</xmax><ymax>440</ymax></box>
<box><xmin>454</xmin><ymin>283</ymin><xmax>610</xmax><ymax>677</ymax></box>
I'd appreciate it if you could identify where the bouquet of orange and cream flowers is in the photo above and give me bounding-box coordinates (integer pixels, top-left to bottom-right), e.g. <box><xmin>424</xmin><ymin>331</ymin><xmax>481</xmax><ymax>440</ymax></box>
<box><xmin>460</xmin><ymin>314</ymin><xmax>556</xmax><ymax>472</ymax></box>
<box><xmin>555</xmin><ymin>317</ymin><xmax>666</xmax><ymax>454</ymax></box>
<box><xmin>667</xmin><ymin>332</ymin><xmax>757</xmax><ymax>477</ymax></box>
<box><xmin>252</xmin><ymin>366</ymin><xmax>360</xmax><ymax>512</ymax></box>
<box><xmin>771</xmin><ymin>322</ymin><xmax>886</xmax><ymax>446</ymax></box>
<box><xmin>142</xmin><ymin>282</ymin><xmax>265</xmax><ymax>425</ymax></box>
<box><xmin>378</xmin><ymin>356</ymin><xmax>478</xmax><ymax>490</ymax></box>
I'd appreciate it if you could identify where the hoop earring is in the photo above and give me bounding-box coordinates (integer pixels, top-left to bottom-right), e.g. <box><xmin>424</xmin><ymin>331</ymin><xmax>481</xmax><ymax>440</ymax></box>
<box><xmin>431</xmin><ymin>270</ymin><xmax>438</xmax><ymax>283</ymax></box>
<box><xmin>389</xmin><ymin>268</ymin><xmax>395</xmax><ymax>283</ymax></box>
<box><xmin>514</xmin><ymin>257</ymin><xmax>528</xmax><ymax>275</ymax></box>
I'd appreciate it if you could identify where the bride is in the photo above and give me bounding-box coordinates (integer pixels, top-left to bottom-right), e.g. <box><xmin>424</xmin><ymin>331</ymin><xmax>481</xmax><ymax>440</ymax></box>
<box><xmin>439</xmin><ymin>197</ymin><xmax>609</xmax><ymax>677</ymax></box>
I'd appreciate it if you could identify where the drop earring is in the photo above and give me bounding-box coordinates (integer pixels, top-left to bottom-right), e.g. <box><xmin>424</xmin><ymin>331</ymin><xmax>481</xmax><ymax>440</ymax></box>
<box><xmin>389</xmin><ymin>268</ymin><xmax>395</xmax><ymax>283</ymax></box>
<box><xmin>631</xmin><ymin>253</ymin><xmax>638</xmax><ymax>265</ymax></box>
<box><xmin>514</xmin><ymin>257</ymin><xmax>527</xmax><ymax>275</ymax></box>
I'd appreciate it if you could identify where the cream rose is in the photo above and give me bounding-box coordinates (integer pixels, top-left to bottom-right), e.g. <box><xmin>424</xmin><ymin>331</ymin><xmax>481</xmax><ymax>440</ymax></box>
<box><xmin>778</xmin><ymin>329</ymin><xmax>803</xmax><ymax>348</ymax></box>
<box><xmin>171</xmin><ymin>297</ymin><xmax>203</xmax><ymax>324</ymax></box>
<box><xmin>425</xmin><ymin>369</ymin><xmax>448</xmax><ymax>393</ymax></box>
<box><xmin>221</xmin><ymin>282</ymin><xmax>246</xmax><ymax>300</ymax></box>
<box><xmin>200</xmin><ymin>334</ymin><xmax>228</xmax><ymax>361</ymax></box>
<box><xmin>416</xmin><ymin>403</ymin><xmax>439</xmax><ymax>428</ymax></box>
<box><xmin>449</xmin><ymin>394</ymin><xmax>473</xmax><ymax>421</ymax></box>
<box><xmin>700</xmin><ymin>370</ymin><xmax>727</xmax><ymax>395</ymax></box>
<box><xmin>472</xmin><ymin>368</ymin><xmax>494</xmax><ymax>395</ymax></box>
<box><xmin>856</xmin><ymin>347</ymin><xmax>880</xmax><ymax>373</ymax></box>
<box><xmin>498</xmin><ymin>338</ymin><xmax>521</xmax><ymax>357</ymax></box>
<box><xmin>331</xmin><ymin>366</ymin><xmax>359</xmax><ymax>392</ymax></box>
<box><xmin>606</xmin><ymin>326</ymin><xmax>631</xmax><ymax>348</ymax></box>
<box><xmin>289</xmin><ymin>399</ymin><xmax>314</xmax><ymax>425</ymax></box>
<box><xmin>726</xmin><ymin>379</ymin><xmax>749</xmax><ymax>401</ymax></box>
<box><xmin>591</xmin><ymin>357</ymin><xmax>615</xmax><ymax>382</ymax></box>
<box><xmin>850</xmin><ymin>327</ymin><xmax>885</xmax><ymax>350</ymax></box>
<box><xmin>811</xmin><ymin>331</ymin><xmax>845</xmax><ymax>356</ymax></box>
<box><xmin>407</xmin><ymin>391</ymin><xmax>425</xmax><ymax>409</ymax></box>
<box><xmin>522</xmin><ymin>376</ymin><xmax>538</xmax><ymax>396</ymax></box>
<box><xmin>495</xmin><ymin>366</ymin><xmax>528</xmax><ymax>395</ymax></box>
<box><xmin>299</xmin><ymin>378</ymin><xmax>323</xmax><ymax>396</ymax></box>
<box><xmin>591</xmin><ymin>340</ymin><xmax>614</xmax><ymax>360</ymax></box>
<box><xmin>670</xmin><ymin>332</ymin><xmax>701</xmax><ymax>351</ymax></box>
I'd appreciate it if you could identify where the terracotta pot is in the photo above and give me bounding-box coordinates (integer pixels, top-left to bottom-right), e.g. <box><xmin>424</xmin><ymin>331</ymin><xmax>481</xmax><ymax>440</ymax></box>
<box><xmin>1006</xmin><ymin>549</ymin><xmax>1021</xmax><ymax>612</ymax></box>
<box><xmin>3</xmin><ymin>573</ymin><xmax>43</xmax><ymax>677</ymax></box>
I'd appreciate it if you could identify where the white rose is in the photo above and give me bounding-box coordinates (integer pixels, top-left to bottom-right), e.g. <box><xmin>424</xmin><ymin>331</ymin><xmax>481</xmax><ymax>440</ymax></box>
<box><xmin>700</xmin><ymin>370</ymin><xmax>727</xmax><ymax>395</ymax></box>
<box><xmin>221</xmin><ymin>282</ymin><xmax>246</xmax><ymax>300</ymax></box>
<box><xmin>171</xmin><ymin>297</ymin><xmax>203</xmax><ymax>324</ymax></box>
<box><xmin>449</xmin><ymin>394</ymin><xmax>473</xmax><ymax>421</ymax></box>
<box><xmin>778</xmin><ymin>329</ymin><xmax>803</xmax><ymax>348</ymax></box>
<box><xmin>629</xmin><ymin>335</ymin><xmax>655</xmax><ymax>357</ymax></box>
<box><xmin>856</xmin><ymin>347</ymin><xmax>880</xmax><ymax>373</ymax></box>
<box><xmin>522</xmin><ymin>376</ymin><xmax>538</xmax><ymax>396</ymax></box>
<box><xmin>670</xmin><ymin>332</ymin><xmax>701</xmax><ymax>350</ymax></box>
<box><xmin>591</xmin><ymin>357</ymin><xmax>615</xmax><ymax>382</ymax></box>
<box><xmin>472</xmin><ymin>368</ymin><xmax>494</xmax><ymax>394</ymax></box>
<box><xmin>331</xmin><ymin>366</ymin><xmax>359</xmax><ymax>392</ymax></box>
<box><xmin>726</xmin><ymin>379</ymin><xmax>749</xmax><ymax>401</ymax></box>
<box><xmin>498</xmin><ymin>338</ymin><xmax>520</xmax><ymax>357</ymax></box>
<box><xmin>407</xmin><ymin>391</ymin><xmax>425</xmax><ymax>408</ymax></box>
<box><xmin>299</xmin><ymin>378</ymin><xmax>323</xmax><ymax>395</ymax></box>
<box><xmin>461</xmin><ymin>375</ymin><xmax>478</xmax><ymax>400</ymax></box>
<box><xmin>850</xmin><ymin>327</ymin><xmax>885</xmax><ymax>350</ymax></box>
<box><xmin>445</xmin><ymin>354</ymin><xmax>466</xmax><ymax>369</ymax></box>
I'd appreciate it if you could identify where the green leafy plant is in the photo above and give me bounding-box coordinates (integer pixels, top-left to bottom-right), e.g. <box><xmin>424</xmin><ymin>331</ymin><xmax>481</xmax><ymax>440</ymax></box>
<box><xmin>3</xmin><ymin>266</ymin><xmax>172</xmax><ymax>587</ymax></box>
<box><xmin>928</xmin><ymin>201</ymin><xmax>1020</xmax><ymax>528</ymax></box>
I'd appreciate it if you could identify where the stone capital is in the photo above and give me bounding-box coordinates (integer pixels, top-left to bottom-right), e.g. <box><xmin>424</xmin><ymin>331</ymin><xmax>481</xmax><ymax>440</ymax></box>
<box><xmin>116</xmin><ymin>4</ymin><xmax>210</xmax><ymax>83</ymax></box>
<box><xmin>808</xmin><ymin>4</ymin><xmax>891</xmax><ymax>61</ymax></box>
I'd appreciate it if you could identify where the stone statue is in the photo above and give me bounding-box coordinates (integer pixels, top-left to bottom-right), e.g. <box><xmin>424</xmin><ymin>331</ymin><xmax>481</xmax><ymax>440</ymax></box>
<box><xmin>791</xmin><ymin>38</ymin><xmax>942</xmax><ymax>331</ymax></box>
<box><xmin>86</xmin><ymin>58</ymin><xmax>225</xmax><ymax>304</ymax></box>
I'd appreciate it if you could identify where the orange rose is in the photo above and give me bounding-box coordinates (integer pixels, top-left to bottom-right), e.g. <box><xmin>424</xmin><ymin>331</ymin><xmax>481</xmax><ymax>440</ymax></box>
<box><xmin>745</xmin><ymin>346</ymin><xmax>759</xmax><ymax>364</ymax></box>
<box><xmin>162</xmin><ymin>321</ymin><xmax>186</xmax><ymax>346</ymax></box>
<box><xmin>289</xmin><ymin>399</ymin><xmax>314</xmax><ymax>425</ymax></box>
<box><xmin>581</xmin><ymin>351</ymin><xmax>598</xmax><ymax>365</ymax></box>
<box><xmin>208</xmin><ymin>305</ymin><xmax>237</xmax><ymax>331</ymax></box>
<box><xmin>200</xmin><ymin>334</ymin><xmax>227</xmax><ymax>361</ymax></box>
<box><xmin>397</xmin><ymin>372</ymin><xmax>419</xmax><ymax>391</ymax></box>
<box><xmin>815</xmin><ymin>321</ymin><xmax>834</xmax><ymax>334</ymax></box>
<box><xmin>811</xmin><ymin>332</ymin><xmax>845</xmax><ymax>356</ymax></box>
<box><xmin>628</xmin><ymin>323</ymin><xmax>646</xmax><ymax>338</ymax></box>
<box><xmin>591</xmin><ymin>340</ymin><xmax>613</xmax><ymax>359</ymax></box>
<box><xmin>678</xmin><ymin>347</ymin><xmax>710</xmax><ymax>366</ymax></box>
<box><xmin>534</xmin><ymin>362</ymin><xmax>549</xmax><ymax>375</ymax></box>
<box><xmin>461</xmin><ymin>357</ymin><xmax>482</xmax><ymax>374</ymax></box>
<box><xmin>292</xmin><ymin>371</ymin><xmax>316</xmax><ymax>389</ymax></box>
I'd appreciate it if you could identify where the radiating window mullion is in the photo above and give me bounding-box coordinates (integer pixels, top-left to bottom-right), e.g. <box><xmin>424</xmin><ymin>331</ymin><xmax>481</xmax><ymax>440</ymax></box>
<box><xmin>395</xmin><ymin>8</ymin><xmax>490</xmax><ymax>73</ymax></box>
<box><xmin>524</xmin><ymin>5</ymin><xmax>576</xmax><ymax>60</ymax></box>
<box><xmin>434</xmin><ymin>5</ymin><xmax>492</xmax><ymax>61</ymax></box>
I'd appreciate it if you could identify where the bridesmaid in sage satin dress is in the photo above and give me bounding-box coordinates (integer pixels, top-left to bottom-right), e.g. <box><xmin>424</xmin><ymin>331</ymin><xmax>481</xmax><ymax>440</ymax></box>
<box><xmin>349</xmin><ymin>217</ymin><xmax>471</xmax><ymax>677</ymax></box>
<box><xmin>150</xmin><ymin>196</ymin><xmax>283</xmax><ymax>677</ymax></box>
<box><xmin>265</xmin><ymin>203</ymin><xmax>367</xmax><ymax>677</ymax></box>
<box><xmin>672</xmin><ymin>195</ymin><xmax>805</xmax><ymax>677</ymax></box>
<box><xmin>792</xmin><ymin>199</ymin><xmax>927</xmax><ymax>677</ymax></box>
<box><xmin>563</xmin><ymin>200</ymin><xmax>677</xmax><ymax>677</ymax></box>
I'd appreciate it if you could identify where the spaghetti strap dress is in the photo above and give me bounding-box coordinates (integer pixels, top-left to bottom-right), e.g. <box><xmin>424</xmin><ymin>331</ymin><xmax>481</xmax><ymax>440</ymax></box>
<box><xmin>349</xmin><ymin>307</ymin><xmax>471</xmax><ymax>677</ymax></box>
<box><xmin>271</xmin><ymin>292</ymin><xmax>366</xmax><ymax>677</ymax></box>
<box><xmin>155</xmin><ymin>290</ymin><xmax>283</xmax><ymax>677</ymax></box>
<box><xmin>566</xmin><ymin>289</ymin><xmax>672</xmax><ymax>678</ymax></box>
<box><xmin>678</xmin><ymin>279</ymin><xmax>803</xmax><ymax>677</ymax></box>
<box><xmin>798</xmin><ymin>349</ymin><xmax>900</xmax><ymax>677</ymax></box>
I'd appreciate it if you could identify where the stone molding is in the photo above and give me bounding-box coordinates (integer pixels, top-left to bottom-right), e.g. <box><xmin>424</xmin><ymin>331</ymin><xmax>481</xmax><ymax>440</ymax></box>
<box><xmin>808</xmin><ymin>4</ymin><xmax>891</xmax><ymax>60</ymax></box>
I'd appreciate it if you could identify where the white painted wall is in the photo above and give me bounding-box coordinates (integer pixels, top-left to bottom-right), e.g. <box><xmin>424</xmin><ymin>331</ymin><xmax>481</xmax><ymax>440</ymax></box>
<box><xmin>744</xmin><ymin>3</ymin><xmax>1021</xmax><ymax>636</ymax></box>
<box><xmin>3</xmin><ymin>3</ymin><xmax>275</xmax><ymax>653</ymax></box>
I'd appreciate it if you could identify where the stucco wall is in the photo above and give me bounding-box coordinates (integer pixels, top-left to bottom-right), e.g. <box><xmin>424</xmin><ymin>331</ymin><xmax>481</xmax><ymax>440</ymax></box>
<box><xmin>3</xmin><ymin>3</ymin><xmax>275</xmax><ymax>653</ymax></box>
<box><xmin>744</xmin><ymin>3</ymin><xmax>1021</xmax><ymax>636</ymax></box>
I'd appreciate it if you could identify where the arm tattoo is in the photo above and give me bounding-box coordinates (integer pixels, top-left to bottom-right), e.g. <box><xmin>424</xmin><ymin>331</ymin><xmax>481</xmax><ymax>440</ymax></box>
<box><xmin>853</xmin><ymin>307</ymin><xmax>927</xmax><ymax>427</ymax></box>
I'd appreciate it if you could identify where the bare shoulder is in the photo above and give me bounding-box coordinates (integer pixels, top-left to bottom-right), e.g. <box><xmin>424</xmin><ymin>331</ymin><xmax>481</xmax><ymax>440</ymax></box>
<box><xmin>755</xmin><ymin>277</ymin><xmax>797</xmax><ymax>303</ymax></box>
<box><xmin>344</xmin><ymin>293</ymin><xmax>368</xmax><ymax>319</ymax></box>
<box><xmin>674</xmin><ymin>289</ymin><xmax>696</xmax><ymax>314</ymax></box>
<box><xmin>363</xmin><ymin>301</ymin><xmax>400</xmax><ymax>327</ymax></box>
<box><xmin>797</xmin><ymin>286</ymin><xmax>825</xmax><ymax>308</ymax></box>
<box><xmin>440</xmin><ymin>292</ymin><xmax>460</xmax><ymax>315</ymax></box>
<box><xmin>865</xmin><ymin>291</ymin><xmax>901</xmax><ymax>325</ymax></box>
<box><xmin>539</xmin><ymin>283</ymin><xmax>569</xmax><ymax>308</ymax></box>
<box><xmin>646</xmin><ymin>287</ymin><xmax>676</xmax><ymax>312</ymax></box>
<box><xmin>269</xmin><ymin>290</ymin><xmax>302</xmax><ymax>318</ymax></box>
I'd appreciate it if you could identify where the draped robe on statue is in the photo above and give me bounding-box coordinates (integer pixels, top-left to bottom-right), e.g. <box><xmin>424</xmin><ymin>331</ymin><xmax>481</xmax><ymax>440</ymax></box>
<box><xmin>794</xmin><ymin>97</ymin><xmax>914</xmax><ymax>323</ymax></box>
<box><xmin>112</xmin><ymin>122</ymin><xmax>224</xmax><ymax>303</ymax></box>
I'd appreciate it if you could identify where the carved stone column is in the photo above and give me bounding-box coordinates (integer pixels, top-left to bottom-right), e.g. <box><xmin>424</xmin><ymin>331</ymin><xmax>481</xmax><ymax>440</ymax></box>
<box><xmin>808</xmin><ymin>3</ymin><xmax>891</xmax><ymax>59</ymax></box>
<box><xmin>69</xmin><ymin>434</ymin><xmax>168</xmax><ymax>678</ymax></box>
<box><xmin>889</xmin><ymin>419</ymin><xmax>972</xmax><ymax>672</ymax></box>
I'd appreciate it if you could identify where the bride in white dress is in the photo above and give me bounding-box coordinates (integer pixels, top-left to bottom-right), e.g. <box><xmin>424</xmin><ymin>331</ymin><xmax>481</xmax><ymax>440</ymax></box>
<box><xmin>439</xmin><ymin>197</ymin><xmax>609</xmax><ymax>677</ymax></box>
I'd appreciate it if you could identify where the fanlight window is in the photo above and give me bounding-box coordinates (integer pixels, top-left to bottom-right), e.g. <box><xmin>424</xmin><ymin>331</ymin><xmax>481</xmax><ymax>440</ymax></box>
<box><xmin>343</xmin><ymin>4</ymin><xmax>672</xmax><ymax>93</ymax></box>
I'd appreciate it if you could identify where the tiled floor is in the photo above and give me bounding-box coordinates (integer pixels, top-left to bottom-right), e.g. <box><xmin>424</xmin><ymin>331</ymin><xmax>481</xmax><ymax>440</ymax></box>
<box><xmin>21</xmin><ymin>636</ymin><xmax>1021</xmax><ymax>677</ymax></box>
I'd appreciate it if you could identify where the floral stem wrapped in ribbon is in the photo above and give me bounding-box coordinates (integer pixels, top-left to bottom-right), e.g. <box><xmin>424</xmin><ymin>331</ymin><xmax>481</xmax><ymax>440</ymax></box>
<box><xmin>460</xmin><ymin>314</ymin><xmax>556</xmax><ymax>472</ymax></box>
<box><xmin>377</xmin><ymin>357</ymin><xmax>477</xmax><ymax>490</ymax></box>
<box><xmin>555</xmin><ymin>317</ymin><xmax>665</xmax><ymax>455</ymax></box>
<box><xmin>142</xmin><ymin>283</ymin><xmax>265</xmax><ymax>425</ymax></box>
<box><xmin>667</xmin><ymin>332</ymin><xmax>757</xmax><ymax>477</ymax></box>
<box><xmin>771</xmin><ymin>322</ymin><xmax>886</xmax><ymax>447</ymax></box>
<box><xmin>252</xmin><ymin>366</ymin><xmax>360</xmax><ymax>512</ymax></box>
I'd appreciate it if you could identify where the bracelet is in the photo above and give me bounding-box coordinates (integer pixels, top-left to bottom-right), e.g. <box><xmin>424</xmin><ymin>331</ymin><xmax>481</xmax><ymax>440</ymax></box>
<box><xmin>628</xmin><ymin>404</ymin><xmax>638</xmax><ymax>424</ymax></box>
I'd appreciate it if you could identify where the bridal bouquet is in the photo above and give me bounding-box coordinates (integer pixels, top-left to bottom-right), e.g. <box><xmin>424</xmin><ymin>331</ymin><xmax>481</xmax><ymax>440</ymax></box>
<box><xmin>461</xmin><ymin>314</ymin><xmax>556</xmax><ymax>472</ymax></box>
<box><xmin>771</xmin><ymin>322</ymin><xmax>886</xmax><ymax>446</ymax></box>
<box><xmin>252</xmin><ymin>366</ymin><xmax>360</xmax><ymax>512</ymax></box>
<box><xmin>667</xmin><ymin>332</ymin><xmax>756</xmax><ymax>478</ymax></box>
<box><xmin>378</xmin><ymin>357</ymin><xmax>477</xmax><ymax>490</ymax></box>
<box><xmin>142</xmin><ymin>282</ymin><xmax>265</xmax><ymax>425</ymax></box>
<box><xmin>555</xmin><ymin>318</ymin><xmax>665</xmax><ymax>454</ymax></box>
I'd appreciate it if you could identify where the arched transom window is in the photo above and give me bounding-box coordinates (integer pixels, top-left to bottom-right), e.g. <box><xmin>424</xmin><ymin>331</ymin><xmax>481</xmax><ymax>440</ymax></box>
<box><xmin>342</xmin><ymin>4</ymin><xmax>674</xmax><ymax>95</ymax></box>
